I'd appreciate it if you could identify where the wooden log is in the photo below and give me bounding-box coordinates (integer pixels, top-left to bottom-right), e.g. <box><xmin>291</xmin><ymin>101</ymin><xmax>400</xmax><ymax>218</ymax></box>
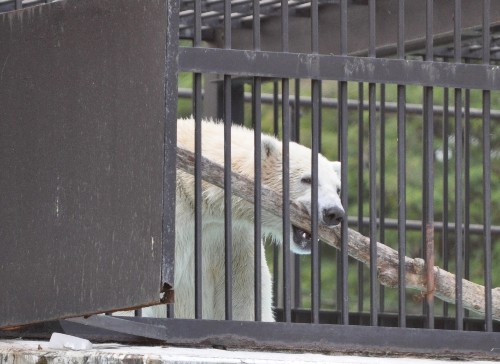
<box><xmin>177</xmin><ymin>146</ymin><xmax>500</xmax><ymax>320</ymax></box>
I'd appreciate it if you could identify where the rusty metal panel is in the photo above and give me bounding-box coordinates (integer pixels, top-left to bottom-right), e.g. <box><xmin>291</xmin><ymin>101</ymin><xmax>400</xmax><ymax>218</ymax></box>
<box><xmin>0</xmin><ymin>0</ymin><xmax>169</xmax><ymax>328</ymax></box>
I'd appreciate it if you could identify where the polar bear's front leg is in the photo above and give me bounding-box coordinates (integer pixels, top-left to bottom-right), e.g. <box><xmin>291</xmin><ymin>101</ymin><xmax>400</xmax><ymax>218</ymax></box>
<box><xmin>258</xmin><ymin>248</ymin><xmax>275</xmax><ymax>322</ymax></box>
<box><xmin>228</xmin><ymin>233</ymin><xmax>275</xmax><ymax>322</ymax></box>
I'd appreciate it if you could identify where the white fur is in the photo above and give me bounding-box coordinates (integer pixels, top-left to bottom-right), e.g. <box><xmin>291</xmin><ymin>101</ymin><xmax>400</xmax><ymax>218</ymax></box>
<box><xmin>148</xmin><ymin>118</ymin><xmax>343</xmax><ymax>321</ymax></box>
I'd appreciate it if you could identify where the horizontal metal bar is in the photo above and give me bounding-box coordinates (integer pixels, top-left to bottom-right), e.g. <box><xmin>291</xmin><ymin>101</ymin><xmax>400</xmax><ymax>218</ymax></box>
<box><xmin>178</xmin><ymin>87</ymin><xmax>500</xmax><ymax>120</ymax></box>
<box><xmin>179</xmin><ymin>47</ymin><xmax>500</xmax><ymax>90</ymax></box>
<box><xmin>347</xmin><ymin>216</ymin><xmax>500</xmax><ymax>235</ymax></box>
<box><xmin>2</xmin><ymin>314</ymin><xmax>499</xmax><ymax>358</ymax></box>
<box><xmin>66</xmin><ymin>316</ymin><xmax>168</xmax><ymax>341</ymax></box>
<box><xmin>61</xmin><ymin>317</ymin><xmax>500</xmax><ymax>356</ymax></box>
<box><xmin>275</xmin><ymin>308</ymin><xmax>500</xmax><ymax>331</ymax></box>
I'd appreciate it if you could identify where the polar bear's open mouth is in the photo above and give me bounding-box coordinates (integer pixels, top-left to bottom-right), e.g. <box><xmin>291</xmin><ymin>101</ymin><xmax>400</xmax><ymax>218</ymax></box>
<box><xmin>292</xmin><ymin>225</ymin><xmax>314</xmax><ymax>253</ymax></box>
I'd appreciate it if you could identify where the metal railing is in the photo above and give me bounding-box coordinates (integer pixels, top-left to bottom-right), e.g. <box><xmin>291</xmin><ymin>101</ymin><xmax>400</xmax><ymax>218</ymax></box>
<box><xmin>171</xmin><ymin>0</ymin><xmax>500</xmax><ymax>351</ymax></box>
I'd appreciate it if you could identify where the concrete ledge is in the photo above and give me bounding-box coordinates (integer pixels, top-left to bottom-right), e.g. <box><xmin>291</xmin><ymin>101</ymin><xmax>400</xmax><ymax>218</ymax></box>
<box><xmin>0</xmin><ymin>339</ymin><xmax>498</xmax><ymax>364</ymax></box>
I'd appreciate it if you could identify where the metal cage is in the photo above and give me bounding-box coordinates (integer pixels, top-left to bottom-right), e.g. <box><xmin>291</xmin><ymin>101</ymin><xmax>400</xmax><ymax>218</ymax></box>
<box><xmin>2</xmin><ymin>0</ymin><xmax>500</xmax><ymax>357</ymax></box>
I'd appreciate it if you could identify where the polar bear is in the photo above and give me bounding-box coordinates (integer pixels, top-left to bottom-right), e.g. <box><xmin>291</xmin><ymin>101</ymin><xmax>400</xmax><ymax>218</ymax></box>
<box><xmin>149</xmin><ymin>118</ymin><xmax>344</xmax><ymax>321</ymax></box>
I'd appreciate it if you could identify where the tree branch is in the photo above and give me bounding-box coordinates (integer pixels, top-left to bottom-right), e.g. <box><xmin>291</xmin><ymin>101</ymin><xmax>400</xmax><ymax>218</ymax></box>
<box><xmin>177</xmin><ymin>146</ymin><xmax>500</xmax><ymax>320</ymax></box>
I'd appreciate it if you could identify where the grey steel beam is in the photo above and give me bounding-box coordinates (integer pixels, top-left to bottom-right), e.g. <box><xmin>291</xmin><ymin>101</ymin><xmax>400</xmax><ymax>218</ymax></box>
<box><xmin>179</xmin><ymin>47</ymin><xmax>500</xmax><ymax>90</ymax></box>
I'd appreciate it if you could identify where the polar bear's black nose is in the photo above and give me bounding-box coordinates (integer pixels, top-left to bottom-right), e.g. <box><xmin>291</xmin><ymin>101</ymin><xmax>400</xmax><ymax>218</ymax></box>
<box><xmin>322</xmin><ymin>206</ymin><xmax>345</xmax><ymax>226</ymax></box>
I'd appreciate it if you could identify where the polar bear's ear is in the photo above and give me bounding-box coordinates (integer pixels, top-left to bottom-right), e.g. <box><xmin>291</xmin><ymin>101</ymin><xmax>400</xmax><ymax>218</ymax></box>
<box><xmin>331</xmin><ymin>161</ymin><xmax>341</xmax><ymax>177</ymax></box>
<box><xmin>261</xmin><ymin>135</ymin><xmax>280</xmax><ymax>159</ymax></box>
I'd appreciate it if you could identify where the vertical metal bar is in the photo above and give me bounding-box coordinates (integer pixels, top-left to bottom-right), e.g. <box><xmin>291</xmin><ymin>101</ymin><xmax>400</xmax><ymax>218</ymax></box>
<box><xmin>281</xmin><ymin>0</ymin><xmax>292</xmax><ymax>323</ymax></box>
<box><xmin>282</xmin><ymin>79</ymin><xmax>291</xmax><ymax>323</ymax></box>
<box><xmin>273</xmin><ymin>81</ymin><xmax>280</xmax><ymax>136</ymax></box>
<box><xmin>162</xmin><ymin>0</ymin><xmax>180</xmax><ymax>319</ymax></box>
<box><xmin>310</xmin><ymin>0</ymin><xmax>320</xmax><ymax>324</ymax></box>
<box><xmin>368</xmin><ymin>0</ymin><xmax>376</xmax><ymax>59</ymax></box>
<box><xmin>272</xmin><ymin>81</ymin><xmax>280</xmax><ymax>310</ymax></box>
<box><xmin>368</xmin><ymin>0</ymin><xmax>378</xmax><ymax>327</ymax></box>
<box><xmin>379</xmin><ymin>83</ymin><xmax>386</xmax><ymax>313</ymax></box>
<box><xmin>423</xmin><ymin>87</ymin><xmax>435</xmax><ymax>329</ymax></box>
<box><xmin>193</xmin><ymin>0</ymin><xmax>203</xmax><ymax>321</ymax></box>
<box><xmin>15</xmin><ymin>0</ymin><xmax>22</xmax><ymax>10</ymax></box>
<box><xmin>293</xmin><ymin>80</ymin><xmax>301</xmax><ymax>310</ymax></box>
<box><xmin>166</xmin><ymin>304</ymin><xmax>174</xmax><ymax>319</ymax></box>
<box><xmin>294</xmin><ymin>79</ymin><xmax>301</xmax><ymax>143</ymax></box>
<box><xmin>318</xmin><ymin>83</ymin><xmax>323</xmax><ymax>153</ymax></box>
<box><xmin>464</xmin><ymin>85</ymin><xmax>471</xmax><ymax>307</ymax></box>
<box><xmin>252</xmin><ymin>0</ymin><xmax>262</xmax><ymax>322</ymax></box>
<box><xmin>253</xmin><ymin>0</ymin><xmax>261</xmax><ymax>52</ymax></box>
<box><xmin>286</xmin><ymin>89</ymin><xmax>300</xmax><ymax>331</ymax></box>
<box><xmin>454</xmin><ymin>0</ymin><xmax>462</xmax><ymax>64</ymax></box>
<box><xmin>223</xmin><ymin>85</ymin><xmax>233</xmax><ymax>321</ymax></box>
<box><xmin>368</xmin><ymin>81</ymin><xmax>377</xmax><ymax>326</ymax></box>
<box><xmin>224</xmin><ymin>0</ymin><xmax>231</xmax><ymax>50</ymax></box>
<box><xmin>311</xmin><ymin>81</ymin><xmax>320</xmax><ymax>323</ymax></box>
<box><xmin>482</xmin><ymin>0</ymin><xmax>493</xmax><ymax>333</ymax></box>
<box><xmin>397</xmin><ymin>83</ymin><xmax>406</xmax><ymax>327</ymax></box>
<box><xmin>483</xmin><ymin>88</ymin><xmax>492</xmax><ymax>331</ymax></box>
<box><xmin>281</xmin><ymin>0</ymin><xmax>288</xmax><ymax>53</ymax></box>
<box><xmin>231</xmin><ymin>83</ymin><xmax>244</xmax><ymax>126</ymax></box>
<box><xmin>357</xmin><ymin>82</ymin><xmax>365</xmax><ymax>317</ymax></box>
<box><xmin>396</xmin><ymin>0</ymin><xmax>406</xmax><ymax>329</ymax></box>
<box><xmin>339</xmin><ymin>0</ymin><xmax>349</xmax><ymax>325</ymax></box>
<box><xmin>318</xmin><ymin>80</ymin><xmax>323</xmax><ymax>311</ymax></box>
<box><xmin>425</xmin><ymin>0</ymin><xmax>434</xmax><ymax>60</ymax></box>
<box><xmin>442</xmin><ymin>86</ymin><xmax>450</xmax><ymax>318</ymax></box>
<box><xmin>223</xmin><ymin>0</ymin><xmax>233</xmax><ymax>321</ymax></box>
<box><xmin>454</xmin><ymin>88</ymin><xmax>463</xmax><ymax>331</ymax></box>
<box><xmin>311</xmin><ymin>0</ymin><xmax>319</xmax><ymax>53</ymax></box>
<box><xmin>454</xmin><ymin>0</ymin><xmax>463</xmax><ymax>331</ymax></box>
<box><xmin>253</xmin><ymin>77</ymin><xmax>262</xmax><ymax>321</ymax></box>
<box><xmin>422</xmin><ymin>0</ymin><xmax>435</xmax><ymax>329</ymax></box>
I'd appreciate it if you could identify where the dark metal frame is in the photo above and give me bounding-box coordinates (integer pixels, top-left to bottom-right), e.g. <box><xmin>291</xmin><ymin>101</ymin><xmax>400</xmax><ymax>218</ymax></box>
<box><xmin>171</xmin><ymin>0</ymin><xmax>500</xmax><ymax>351</ymax></box>
<box><xmin>2</xmin><ymin>0</ymin><xmax>500</xmax><ymax>356</ymax></box>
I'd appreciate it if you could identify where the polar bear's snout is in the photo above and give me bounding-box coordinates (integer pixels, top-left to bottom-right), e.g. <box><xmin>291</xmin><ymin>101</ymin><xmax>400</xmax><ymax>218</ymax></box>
<box><xmin>290</xmin><ymin>200</ymin><xmax>345</xmax><ymax>255</ymax></box>
<box><xmin>322</xmin><ymin>205</ymin><xmax>345</xmax><ymax>226</ymax></box>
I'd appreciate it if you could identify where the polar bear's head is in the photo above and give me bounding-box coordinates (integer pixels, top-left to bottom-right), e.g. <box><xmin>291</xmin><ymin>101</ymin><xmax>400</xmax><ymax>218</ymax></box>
<box><xmin>260</xmin><ymin>135</ymin><xmax>345</xmax><ymax>255</ymax></box>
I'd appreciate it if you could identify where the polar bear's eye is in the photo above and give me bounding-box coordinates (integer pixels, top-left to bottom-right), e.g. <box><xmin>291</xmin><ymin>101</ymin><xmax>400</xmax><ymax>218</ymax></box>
<box><xmin>301</xmin><ymin>176</ymin><xmax>312</xmax><ymax>185</ymax></box>
<box><xmin>337</xmin><ymin>187</ymin><xmax>341</xmax><ymax>195</ymax></box>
